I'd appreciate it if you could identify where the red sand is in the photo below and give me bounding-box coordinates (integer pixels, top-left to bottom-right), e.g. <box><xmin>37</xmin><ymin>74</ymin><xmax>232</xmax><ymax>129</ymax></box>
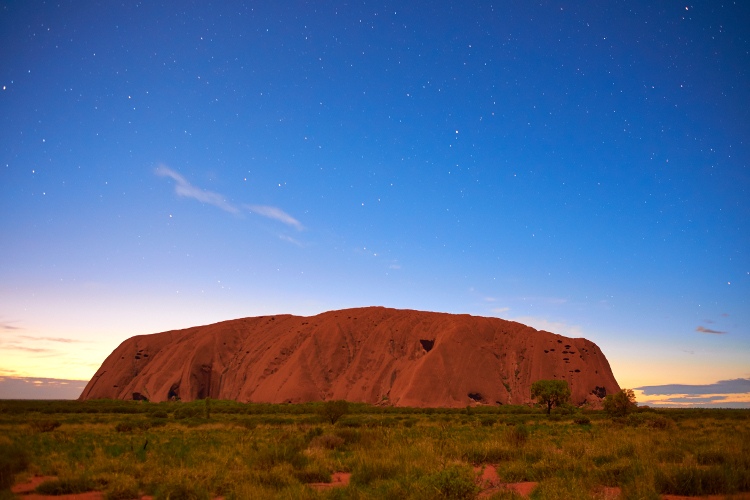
<box><xmin>79</xmin><ymin>307</ymin><xmax>619</xmax><ymax>407</ymax></box>
<box><xmin>475</xmin><ymin>465</ymin><xmax>536</xmax><ymax>498</ymax></box>
<box><xmin>307</xmin><ymin>472</ymin><xmax>351</xmax><ymax>490</ymax></box>
<box><xmin>12</xmin><ymin>477</ymin><xmax>104</xmax><ymax>500</ymax></box>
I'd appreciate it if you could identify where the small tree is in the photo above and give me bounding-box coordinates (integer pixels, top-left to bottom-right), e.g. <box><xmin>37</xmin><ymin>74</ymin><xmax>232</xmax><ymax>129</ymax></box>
<box><xmin>603</xmin><ymin>389</ymin><xmax>636</xmax><ymax>417</ymax></box>
<box><xmin>320</xmin><ymin>400</ymin><xmax>349</xmax><ymax>425</ymax></box>
<box><xmin>530</xmin><ymin>379</ymin><xmax>571</xmax><ymax>414</ymax></box>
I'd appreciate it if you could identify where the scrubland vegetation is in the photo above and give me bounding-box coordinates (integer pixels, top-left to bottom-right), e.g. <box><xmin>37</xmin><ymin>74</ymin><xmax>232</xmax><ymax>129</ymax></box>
<box><xmin>1</xmin><ymin>399</ymin><xmax>749</xmax><ymax>499</ymax></box>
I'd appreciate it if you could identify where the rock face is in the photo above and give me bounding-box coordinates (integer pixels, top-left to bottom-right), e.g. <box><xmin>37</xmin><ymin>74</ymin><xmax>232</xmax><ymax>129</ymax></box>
<box><xmin>79</xmin><ymin>307</ymin><xmax>620</xmax><ymax>407</ymax></box>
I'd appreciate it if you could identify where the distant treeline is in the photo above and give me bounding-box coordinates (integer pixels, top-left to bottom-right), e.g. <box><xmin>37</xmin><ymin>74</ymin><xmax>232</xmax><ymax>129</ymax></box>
<box><xmin>0</xmin><ymin>399</ymin><xmax>747</xmax><ymax>420</ymax></box>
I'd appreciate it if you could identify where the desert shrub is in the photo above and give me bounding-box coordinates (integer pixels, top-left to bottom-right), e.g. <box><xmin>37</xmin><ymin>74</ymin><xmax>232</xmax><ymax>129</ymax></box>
<box><xmin>308</xmin><ymin>434</ymin><xmax>345</xmax><ymax>450</ymax></box>
<box><xmin>486</xmin><ymin>490</ymin><xmax>525</xmax><ymax>500</ymax></box>
<box><xmin>334</xmin><ymin>428</ymin><xmax>361</xmax><ymax>444</ymax></box>
<box><xmin>251</xmin><ymin>464</ymin><xmax>298</xmax><ymax>489</ymax></box>
<box><xmin>336</xmin><ymin>416</ymin><xmax>363</xmax><ymax>428</ymax></box>
<box><xmin>104</xmin><ymin>475</ymin><xmax>140</xmax><ymax>500</ymax></box>
<box><xmin>351</xmin><ymin>460</ymin><xmax>400</xmax><ymax>486</ymax></box>
<box><xmin>695</xmin><ymin>449</ymin><xmax>727</xmax><ymax>465</ymax></box>
<box><xmin>423</xmin><ymin>465</ymin><xmax>479</xmax><ymax>500</ymax></box>
<box><xmin>173</xmin><ymin>406</ymin><xmax>201</xmax><ymax>420</ymax></box>
<box><xmin>573</xmin><ymin>417</ymin><xmax>591</xmax><ymax>425</ymax></box>
<box><xmin>320</xmin><ymin>400</ymin><xmax>349</xmax><ymax>424</ymax></box>
<box><xmin>616</xmin><ymin>442</ymin><xmax>636</xmax><ymax>459</ymax></box>
<box><xmin>655</xmin><ymin>464</ymin><xmax>740</xmax><ymax>496</ymax></box>
<box><xmin>150</xmin><ymin>411</ymin><xmax>169</xmax><ymax>419</ymax></box>
<box><xmin>655</xmin><ymin>448</ymin><xmax>684</xmax><ymax>464</ymax></box>
<box><xmin>548</xmin><ymin>414</ymin><xmax>562</xmax><ymax>422</ymax></box>
<box><xmin>462</xmin><ymin>443</ymin><xmax>517</xmax><ymax>464</ymax></box>
<box><xmin>0</xmin><ymin>442</ymin><xmax>29</xmax><ymax>490</ymax></box>
<box><xmin>254</xmin><ymin>443</ymin><xmax>307</xmax><ymax>470</ymax></box>
<box><xmin>506</xmin><ymin>424</ymin><xmax>529</xmax><ymax>447</ymax></box>
<box><xmin>154</xmin><ymin>477</ymin><xmax>210</xmax><ymax>500</ymax></box>
<box><xmin>603</xmin><ymin>389</ymin><xmax>637</xmax><ymax>418</ymax></box>
<box><xmin>236</xmin><ymin>420</ymin><xmax>257</xmax><ymax>430</ymax></box>
<box><xmin>304</xmin><ymin>426</ymin><xmax>324</xmax><ymax>441</ymax></box>
<box><xmin>29</xmin><ymin>419</ymin><xmax>61</xmax><ymax>432</ymax></box>
<box><xmin>551</xmin><ymin>403</ymin><xmax>578</xmax><ymax>415</ymax></box>
<box><xmin>480</xmin><ymin>417</ymin><xmax>496</xmax><ymax>427</ymax></box>
<box><xmin>292</xmin><ymin>467</ymin><xmax>331</xmax><ymax>484</ymax></box>
<box><xmin>36</xmin><ymin>477</ymin><xmax>98</xmax><ymax>495</ymax></box>
<box><xmin>645</xmin><ymin>415</ymin><xmax>674</xmax><ymax>429</ymax></box>
<box><xmin>619</xmin><ymin>478</ymin><xmax>661</xmax><ymax>500</ymax></box>
<box><xmin>626</xmin><ymin>413</ymin><xmax>645</xmax><ymax>427</ymax></box>
<box><xmin>595</xmin><ymin>458</ymin><xmax>633</xmax><ymax>487</ymax></box>
<box><xmin>527</xmin><ymin>475</ymin><xmax>593</xmax><ymax>500</ymax></box>
<box><xmin>115</xmin><ymin>420</ymin><xmax>151</xmax><ymax>432</ymax></box>
<box><xmin>403</xmin><ymin>418</ymin><xmax>418</xmax><ymax>428</ymax></box>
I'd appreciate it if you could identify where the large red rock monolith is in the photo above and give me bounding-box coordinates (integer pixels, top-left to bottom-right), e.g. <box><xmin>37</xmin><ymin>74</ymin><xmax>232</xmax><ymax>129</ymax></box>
<box><xmin>79</xmin><ymin>307</ymin><xmax>619</xmax><ymax>407</ymax></box>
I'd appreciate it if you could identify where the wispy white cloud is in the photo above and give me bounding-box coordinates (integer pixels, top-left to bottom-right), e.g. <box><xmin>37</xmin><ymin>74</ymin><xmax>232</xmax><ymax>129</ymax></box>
<box><xmin>156</xmin><ymin>165</ymin><xmax>239</xmax><ymax>213</ymax></box>
<box><xmin>491</xmin><ymin>307</ymin><xmax>510</xmax><ymax>313</ymax></box>
<box><xmin>696</xmin><ymin>326</ymin><xmax>727</xmax><ymax>334</ymax></box>
<box><xmin>278</xmin><ymin>234</ymin><xmax>304</xmax><ymax>247</ymax></box>
<box><xmin>16</xmin><ymin>335</ymin><xmax>85</xmax><ymax>343</ymax></box>
<box><xmin>244</xmin><ymin>205</ymin><xmax>304</xmax><ymax>230</ymax></box>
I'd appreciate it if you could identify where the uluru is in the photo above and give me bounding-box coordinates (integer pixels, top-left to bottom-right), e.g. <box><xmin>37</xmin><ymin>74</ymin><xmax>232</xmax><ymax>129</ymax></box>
<box><xmin>79</xmin><ymin>307</ymin><xmax>620</xmax><ymax>407</ymax></box>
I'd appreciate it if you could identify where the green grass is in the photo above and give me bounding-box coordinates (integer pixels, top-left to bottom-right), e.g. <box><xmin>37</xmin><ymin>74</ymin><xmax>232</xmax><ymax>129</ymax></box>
<box><xmin>0</xmin><ymin>400</ymin><xmax>748</xmax><ymax>499</ymax></box>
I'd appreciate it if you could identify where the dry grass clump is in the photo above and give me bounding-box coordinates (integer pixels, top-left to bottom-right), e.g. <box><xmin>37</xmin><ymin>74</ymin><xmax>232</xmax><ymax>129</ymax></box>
<box><xmin>28</xmin><ymin>419</ymin><xmax>61</xmax><ymax>433</ymax></box>
<box><xmin>308</xmin><ymin>434</ymin><xmax>345</xmax><ymax>450</ymax></box>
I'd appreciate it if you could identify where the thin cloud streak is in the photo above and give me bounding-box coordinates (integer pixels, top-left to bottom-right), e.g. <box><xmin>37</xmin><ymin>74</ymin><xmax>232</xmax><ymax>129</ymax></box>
<box><xmin>278</xmin><ymin>234</ymin><xmax>304</xmax><ymax>247</ymax></box>
<box><xmin>696</xmin><ymin>326</ymin><xmax>727</xmax><ymax>334</ymax></box>
<box><xmin>16</xmin><ymin>335</ymin><xmax>84</xmax><ymax>343</ymax></box>
<box><xmin>245</xmin><ymin>205</ymin><xmax>304</xmax><ymax>230</ymax></box>
<box><xmin>0</xmin><ymin>344</ymin><xmax>55</xmax><ymax>353</ymax></box>
<box><xmin>156</xmin><ymin>165</ymin><xmax>239</xmax><ymax>213</ymax></box>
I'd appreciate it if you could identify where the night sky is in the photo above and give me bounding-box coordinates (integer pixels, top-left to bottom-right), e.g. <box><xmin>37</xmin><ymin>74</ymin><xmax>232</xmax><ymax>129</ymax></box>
<box><xmin>1</xmin><ymin>1</ymin><xmax>748</xmax><ymax>406</ymax></box>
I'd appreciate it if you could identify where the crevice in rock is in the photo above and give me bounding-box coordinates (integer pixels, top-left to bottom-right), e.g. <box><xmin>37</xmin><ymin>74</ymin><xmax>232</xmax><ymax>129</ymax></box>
<box><xmin>420</xmin><ymin>339</ymin><xmax>435</xmax><ymax>352</ymax></box>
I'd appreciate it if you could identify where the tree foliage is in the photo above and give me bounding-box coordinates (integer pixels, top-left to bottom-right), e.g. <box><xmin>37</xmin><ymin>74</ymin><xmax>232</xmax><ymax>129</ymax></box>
<box><xmin>320</xmin><ymin>400</ymin><xmax>349</xmax><ymax>424</ymax></box>
<box><xmin>603</xmin><ymin>388</ymin><xmax>637</xmax><ymax>417</ymax></box>
<box><xmin>530</xmin><ymin>379</ymin><xmax>571</xmax><ymax>414</ymax></box>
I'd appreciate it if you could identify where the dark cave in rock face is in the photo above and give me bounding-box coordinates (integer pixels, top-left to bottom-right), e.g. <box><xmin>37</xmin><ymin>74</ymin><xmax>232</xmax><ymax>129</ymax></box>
<box><xmin>468</xmin><ymin>392</ymin><xmax>482</xmax><ymax>402</ymax></box>
<box><xmin>420</xmin><ymin>339</ymin><xmax>435</xmax><ymax>352</ymax></box>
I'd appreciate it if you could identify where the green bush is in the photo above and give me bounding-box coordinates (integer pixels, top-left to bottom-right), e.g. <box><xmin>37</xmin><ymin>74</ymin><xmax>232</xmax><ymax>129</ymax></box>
<box><xmin>154</xmin><ymin>478</ymin><xmax>210</xmax><ymax>500</ymax></box>
<box><xmin>655</xmin><ymin>464</ymin><xmax>742</xmax><ymax>496</ymax></box>
<box><xmin>254</xmin><ymin>443</ymin><xmax>307</xmax><ymax>470</ymax></box>
<box><xmin>320</xmin><ymin>400</ymin><xmax>349</xmax><ymax>424</ymax></box>
<box><xmin>334</xmin><ymin>428</ymin><xmax>361</xmax><ymax>444</ymax></box>
<box><xmin>506</xmin><ymin>424</ymin><xmax>529</xmax><ymax>447</ymax></box>
<box><xmin>423</xmin><ymin>465</ymin><xmax>479</xmax><ymax>500</ymax></box>
<box><xmin>403</xmin><ymin>418</ymin><xmax>418</xmax><ymax>428</ymax></box>
<box><xmin>351</xmin><ymin>460</ymin><xmax>400</xmax><ymax>486</ymax></box>
<box><xmin>573</xmin><ymin>417</ymin><xmax>591</xmax><ymax>425</ymax></box>
<box><xmin>150</xmin><ymin>411</ymin><xmax>169</xmax><ymax>419</ymax></box>
<box><xmin>115</xmin><ymin>420</ymin><xmax>152</xmax><ymax>432</ymax></box>
<box><xmin>0</xmin><ymin>443</ymin><xmax>29</xmax><ymax>490</ymax></box>
<box><xmin>104</xmin><ymin>475</ymin><xmax>140</xmax><ymax>500</ymax></box>
<box><xmin>292</xmin><ymin>468</ymin><xmax>331</xmax><ymax>484</ymax></box>
<box><xmin>480</xmin><ymin>417</ymin><xmax>496</xmax><ymax>427</ymax></box>
<box><xmin>173</xmin><ymin>406</ymin><xmax>201</xmax><ymax>420</ymax></box>
<box><xmin>29</xmin><ymin>419</ymin><xmax>61</xmax><ymax>432</ymax></box>
<box><xmin>308</xmin><ymin>434</ymin><xmax>345</xmax><ymax>450</ymax></box>
<box><xmin>36</xmin><ymin>477</ymin><xmax>98</xmax><ymax>495</ymax></box>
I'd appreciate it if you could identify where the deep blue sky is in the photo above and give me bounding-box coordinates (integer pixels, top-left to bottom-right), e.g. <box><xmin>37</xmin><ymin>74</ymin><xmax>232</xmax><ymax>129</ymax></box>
<box><xmin>1</xmin><ymin>1</ymin><xmax>748</xmax><ymax>405</ymax></box>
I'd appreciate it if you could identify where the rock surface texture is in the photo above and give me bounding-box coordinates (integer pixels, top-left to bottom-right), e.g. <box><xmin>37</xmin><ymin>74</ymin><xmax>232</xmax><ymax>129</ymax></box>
<box><xmin>79</xmin><ymin>307</ymin><xmax>620</xmax><ymax>407</ymax></box>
